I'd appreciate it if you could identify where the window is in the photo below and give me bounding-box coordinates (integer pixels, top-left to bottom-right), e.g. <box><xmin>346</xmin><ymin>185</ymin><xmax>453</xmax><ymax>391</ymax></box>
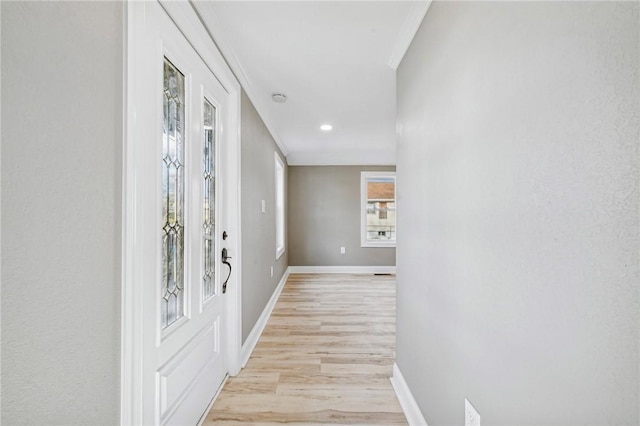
<box><xmin>275</xmin><ymin>152</ymin><xmax>285</xmax><ymax>259</ymax></box>
<box><xmin>202</xmin><ymin>98</ymin><xmax>216</xmax><ymax>301</ymax></box>
<box><xmin>161</xmin><ymin>58</ymin><xmax>186</xmax><ymax>328</ymax></box>
<box><xmin>361</xmin><ymin>171</ymin><xmax>396</xmax><ymax>247</ymax></box>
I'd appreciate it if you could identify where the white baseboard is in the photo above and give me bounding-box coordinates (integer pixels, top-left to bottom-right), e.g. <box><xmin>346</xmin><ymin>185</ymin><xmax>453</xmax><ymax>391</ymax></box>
<box><xmin>240</xmin><ymin>268</ymin><xmax>290</xmax><ymax>367</ymax></box>
<box><xmin>391</xmin><ymin>363</ymin><xmax>428</xmax><ymax>426</ymax></box>
<box><xmin>288</xmin><ymin>265</ymin><xmax>396</xmax><ymax>274</ymax></box>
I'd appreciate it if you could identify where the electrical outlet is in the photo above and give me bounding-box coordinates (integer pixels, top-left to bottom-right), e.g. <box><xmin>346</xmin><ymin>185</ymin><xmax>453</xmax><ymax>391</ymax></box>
<box><xmin>261</xmin><ymin>200</ymin><xmax>266</xmax><ymax>213</ymax></box>
<box><xmin>340</xmin><ymin>246</ymin><xmax>346</xmax><ymax>254</ymax></box>
<box><xmin>270</xmin><ymin>266</ymin><xmax>274</xmax><ymax>278</ymax></box>
<box><xmin>465</xmin><ymin>399</ymin><xmax>481</xmax><ymax>426</ymax></box>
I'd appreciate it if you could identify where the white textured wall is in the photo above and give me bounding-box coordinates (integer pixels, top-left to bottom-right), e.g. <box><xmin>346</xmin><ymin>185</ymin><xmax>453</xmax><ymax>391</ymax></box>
<box><xmin>1</xmin><ymin>2</ymin><xmax>123</xmax><ymax>424</ymax></box>
<box><xmin>396</xmin><ymin>2</ymin><xmax>639</xmax><ymax>425</ymax></box>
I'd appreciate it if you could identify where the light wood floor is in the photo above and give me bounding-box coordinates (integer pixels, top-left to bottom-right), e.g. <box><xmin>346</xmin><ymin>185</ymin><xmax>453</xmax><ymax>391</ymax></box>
<box><xmin>203</xmin><ymin>273</ymin><xmax>407</xmax><ymax>425</ymax></box>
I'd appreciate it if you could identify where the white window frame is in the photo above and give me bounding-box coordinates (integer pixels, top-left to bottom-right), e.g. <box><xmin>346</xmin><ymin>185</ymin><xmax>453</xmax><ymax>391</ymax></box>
<box><xmin>275</xmin><ymin>152</ymin><xmax>285</xmax><ymax>259</ymax></box>
<box><xmin>361</xmin><ymin>171</ymin><xmax>396</xmax><ymax>248</ymax></box>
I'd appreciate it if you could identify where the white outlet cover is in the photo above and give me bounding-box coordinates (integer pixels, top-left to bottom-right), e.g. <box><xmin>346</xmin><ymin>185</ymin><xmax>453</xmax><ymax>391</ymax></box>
<box><xmin>465</xmin><ymin>398</ymin><xmax>481</xmax><ymax>426</ymax></box>
<box><xmin>270</xmin><ymin>266</ymin><xmax>274</xmax><ymax>277</ymax></box>
<box><xmin>340</xmin><ymin>246</ymin><xmax>346</xmax><ymax>254</ymax></box>
<box><xmin>261</xmin><ymin>200</ymin><xmax>266</xmax><ymax>213</ymax></box>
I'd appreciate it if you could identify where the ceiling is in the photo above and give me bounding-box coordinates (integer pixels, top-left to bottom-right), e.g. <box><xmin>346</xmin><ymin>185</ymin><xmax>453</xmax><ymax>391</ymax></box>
<box><xmin>193</xmin><ymin>1</ymin><xmax>430</xmax><ymax>165</ymax></box>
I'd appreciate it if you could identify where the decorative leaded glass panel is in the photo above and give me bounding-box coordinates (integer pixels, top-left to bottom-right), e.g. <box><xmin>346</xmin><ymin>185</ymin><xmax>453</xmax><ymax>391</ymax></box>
<box><xmin>202</xmin><ymin>99</ymin><xmax>216</xmax><ymax>300</ymax></box>
<box><xmin>161</xmin><ymin>58</ymin><xmax>185</xmax><ymax>329</ymax></box>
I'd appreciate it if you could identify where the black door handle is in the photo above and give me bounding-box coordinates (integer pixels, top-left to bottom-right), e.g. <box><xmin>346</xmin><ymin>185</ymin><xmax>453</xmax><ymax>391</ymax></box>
<box><xmin>221</xmin><ymin>247</ymin><xmax>232</xmax><ymax>262</ymax></box>
<box><xmin>221</xmin><ymin>248</ymin><xmax>232</xmax><ymax>293</ymax></box>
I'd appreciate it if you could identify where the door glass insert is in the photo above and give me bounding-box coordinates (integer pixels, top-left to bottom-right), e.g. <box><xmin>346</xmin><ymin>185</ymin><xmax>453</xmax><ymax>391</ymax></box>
<box><xmin>202</xmin><ymin>99</ymin><xmax>216</xmax><ymax>301</ymax></box>
<box><xmin>161</xmin><ymin>58</ymin><xmax>186</xmax><ymax>329</ymax></box>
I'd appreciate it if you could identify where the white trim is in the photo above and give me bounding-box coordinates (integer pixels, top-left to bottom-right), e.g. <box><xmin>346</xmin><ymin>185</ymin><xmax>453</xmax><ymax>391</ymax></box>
<box><xmin>391</xmin><ymin>363</ymin><xmax>429</xmax><ymax>426</ymax></box>
<box><xmin>121</xmin><ymin>3</ymin><xmax>143</xmax><ymax>424</ymax></box>
<box><xmin>160</xmin><ymin>1</ymin><xmax>238</xmax><ymax>95</ymax></box>
<box><xmin>240</xmin><ymin>268</ymin><xmax>290</xmax><ymax>367</ymax></box>
<box><xmin>226</xmin><ymin>66</ymin><xmax>243</xmax><ymax>378</ymax></box>
<box><xmin>286</xmin><ymin>150</ymin><xmax>396</xmax><ymax>166</ymax></box>
<box><xmin>361</xmin><ymin>241</ymin><xmax>396</xmax><ymax>248</ymax></box>
<box><xmin>387</xmin><ymin>1</ymin><xmax>432</xmax><ymax>70</ymax></box>
<box><xmin>288</xmin><ymin>266</ymin><xmax>396</xmax><ymax>275</ymax></box>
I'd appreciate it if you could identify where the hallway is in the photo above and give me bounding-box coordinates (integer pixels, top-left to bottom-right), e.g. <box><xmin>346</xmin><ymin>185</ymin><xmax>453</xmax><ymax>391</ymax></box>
<box><xmin>203</xmin><ymin>274</ymin><xmax>406</xmax><ymax>425</ymax></box>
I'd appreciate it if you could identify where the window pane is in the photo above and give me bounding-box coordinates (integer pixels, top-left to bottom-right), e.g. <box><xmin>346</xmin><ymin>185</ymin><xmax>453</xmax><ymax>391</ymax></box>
<box><xmin>203</xmin><ymin>99</ymin><xmax>216</xmax><ymax>301</ymax></box>
<box><xmin>162</xmin><ymin>58</ymin><xmax>185</xmax><ymax>329</ymax></box>
<box><xmin>366</xmin><ymin>177</ymin><xmax>396</xmax><ymax>242</ymax></box>
<box><xmin>275</xmin><ymin>153</ymin><xmax>285</xmax><ymax>258</ymax></box>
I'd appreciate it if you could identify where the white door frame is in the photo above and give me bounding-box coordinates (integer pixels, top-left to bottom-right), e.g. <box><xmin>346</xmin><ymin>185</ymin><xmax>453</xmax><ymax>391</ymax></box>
<box><xmin>121</xmin><ymin>1</ymin><xmax>242</xmax><ymax>424</ymax></box>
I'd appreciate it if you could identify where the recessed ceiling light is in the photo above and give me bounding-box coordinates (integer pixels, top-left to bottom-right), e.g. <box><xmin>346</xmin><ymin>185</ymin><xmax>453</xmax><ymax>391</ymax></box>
<box><xmin>272</xmin><ymin>93</ymin><xmax>287</xmax><ymax>103</ymax></box>
<box><xmin>320</xmin><ymin>124</ymin><xmax>333</xmax><ymax>131</ymax></box>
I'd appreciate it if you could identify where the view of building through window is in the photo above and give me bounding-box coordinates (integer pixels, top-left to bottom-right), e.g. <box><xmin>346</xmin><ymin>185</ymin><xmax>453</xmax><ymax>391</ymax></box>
<box><xmin>365</xmin><ymin>176</ymin><xmax>396</xmax><ymax>242</ymax></box>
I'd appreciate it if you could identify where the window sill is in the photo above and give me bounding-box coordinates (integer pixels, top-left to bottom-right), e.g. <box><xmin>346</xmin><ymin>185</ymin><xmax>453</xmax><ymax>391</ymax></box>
<box><xmin>361</xmin><ymin>241</ymin><xmax>396</xmax><ymax>248</ymax></box>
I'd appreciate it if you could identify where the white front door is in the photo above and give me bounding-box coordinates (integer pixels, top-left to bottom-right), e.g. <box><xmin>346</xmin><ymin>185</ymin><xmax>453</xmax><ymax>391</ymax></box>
<box><xmin>124</xmin><ymin>2</ymin><xmax>241</xmax><ymax>425</ymax></box>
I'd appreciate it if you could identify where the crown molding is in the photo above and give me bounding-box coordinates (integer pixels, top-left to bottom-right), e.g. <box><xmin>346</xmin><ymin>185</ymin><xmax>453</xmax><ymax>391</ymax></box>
<box><xmin>286</xmin><ymin>149</ymin><xmax>396</xmax><ymax>166</ymax></box>
<box><xmin>288</xmin><ymin>266</ymin><xmax>396</xmax><ymax>274</ymax></box>
<box><xmin>387</xmin><ymin>1</ymin><xmax>431</xmax><ymax>70</ymax></box>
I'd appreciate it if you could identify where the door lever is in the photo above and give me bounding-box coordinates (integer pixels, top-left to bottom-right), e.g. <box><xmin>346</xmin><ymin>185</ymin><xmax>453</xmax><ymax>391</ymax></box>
<box><xmin>222</xmin><ymin>248</ymin><xmax>232</xmax><ymax>262</ymax></box>
<box><xmin>221</xmin><ymin>248</ymin><xmax>232</xmax><ymax>294</ymax></box>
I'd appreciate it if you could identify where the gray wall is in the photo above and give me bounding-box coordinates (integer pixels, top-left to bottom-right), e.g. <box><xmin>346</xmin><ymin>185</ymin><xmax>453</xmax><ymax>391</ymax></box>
<box><xmin>1</xmin><ymin>2</ymin><xmax>123</xmax><ymax>424</ymax></box>
<box><xmin>396</xmin><ymin>2</ymin><xmax>639</xmax><ymax>425</ymax></box>
<box><xmin>288</xmin><ymin>166</ymin><xmax>396</xmax><ymax>266</ymax></box>
<box><xmin>241</xmin><ymin>91</ymin><xmax>288</xmax><ymax>343</ymax></box>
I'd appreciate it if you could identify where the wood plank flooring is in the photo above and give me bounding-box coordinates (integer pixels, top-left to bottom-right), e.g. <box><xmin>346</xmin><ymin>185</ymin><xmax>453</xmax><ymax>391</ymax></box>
<box><xmin>203</xmin><ymin>273</ymin><xmax>407</xmax><ymax>425</ymax></box>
